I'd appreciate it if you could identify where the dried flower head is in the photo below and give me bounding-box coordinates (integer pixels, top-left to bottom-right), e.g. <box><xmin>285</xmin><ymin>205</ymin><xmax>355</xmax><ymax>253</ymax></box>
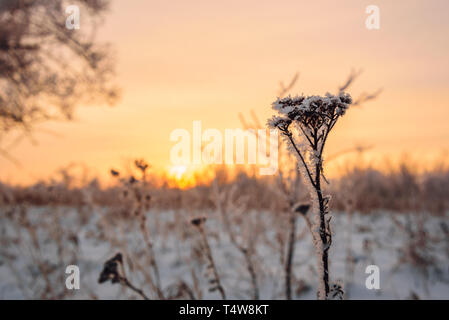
<box><xmin>328</xmin><ymin>282</ymin><xmax>344</xmax><ymax>300</ymax></box>
<box><xmin>293</xmin><ymin>203</ymin><xmax>311</xmax><ymax>216</ymax></box>
<box><xmin>134</xmin><ymin>159</ymin><xmax>150</xmax><ymax>173</ymax></box>
<box><xmin>98</xmin><ymin>252</ymin><xmax>150</xmax><ymax>300</ymax></box>
<box><xmin>191</xmin><ymin>216</ymin><xmax>207</xmax><ymax>227</ymax></box>
<box><xmin>98</xmin><ymin>253</ymin><xmax>123</xmax><ymax>284</ymax></box>
<box><xmin>268</xmin><ymin>92</ymin><xmax>352</xmax><ymax>131</ymax></box>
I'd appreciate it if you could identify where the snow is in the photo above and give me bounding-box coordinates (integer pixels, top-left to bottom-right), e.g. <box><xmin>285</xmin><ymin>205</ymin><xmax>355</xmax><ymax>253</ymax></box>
<box><xmin>270</xmin><ymin>92</ymin><xmax>352</xmax><ymax>124</ymax></box>
<box><xmin>0</xmin><ymin>207</ymin><xmax>448</xmax><ymax>299</ymax></box>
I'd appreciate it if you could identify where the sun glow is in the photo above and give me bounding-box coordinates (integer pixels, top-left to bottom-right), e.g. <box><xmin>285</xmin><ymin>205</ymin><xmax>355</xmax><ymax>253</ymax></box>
<box><xmin>169</xmin><ymin>165</ymin><xmax>187</xmax><ymax>180</ymax></box>
<box><xmin>166</xmin><ymin>164</ymin><xmax>221</xmax><ymax>189</ymax></box>
<box><xmin>167</xmin><ymin>164</ymin><xmax>196</xmax><ymax>189</ymax></box>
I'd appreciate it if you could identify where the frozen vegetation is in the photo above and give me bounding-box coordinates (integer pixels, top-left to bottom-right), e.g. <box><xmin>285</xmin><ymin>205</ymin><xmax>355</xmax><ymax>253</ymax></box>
<box><xmin>1</xmin><ymin>206</ymin><xmax>447</xmax><ymax>300</ymax></box>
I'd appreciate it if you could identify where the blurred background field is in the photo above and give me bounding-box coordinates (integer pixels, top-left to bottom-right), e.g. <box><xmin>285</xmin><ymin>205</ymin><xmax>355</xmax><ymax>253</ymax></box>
<box><xmin>1</xmin><ymin>160</ymin><xmax>448</xmax><ymax>299</ymax></box>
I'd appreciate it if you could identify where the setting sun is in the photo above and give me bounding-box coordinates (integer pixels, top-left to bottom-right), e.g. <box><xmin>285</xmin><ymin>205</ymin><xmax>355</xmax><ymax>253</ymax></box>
<box><xmin>169</xmin><ymin>165</ymin><xmax>187</xmax><ymax>180</ymax></box>
<box><xmin>167</xmin><ymin>164</ymin><xmax>198</xmax><ymax>189</ymax></box>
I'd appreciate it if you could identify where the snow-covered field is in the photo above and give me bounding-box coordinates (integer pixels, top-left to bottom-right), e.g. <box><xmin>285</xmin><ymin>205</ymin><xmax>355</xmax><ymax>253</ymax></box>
<box><xmin>0</xmin><ymin>207</ymin><xmax>448</xmax><ymax>299</ymax></box>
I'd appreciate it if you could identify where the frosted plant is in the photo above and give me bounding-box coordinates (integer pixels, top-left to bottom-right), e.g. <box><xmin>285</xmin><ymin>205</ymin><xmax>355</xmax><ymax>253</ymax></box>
<box><xmin>267</xmin><ymin>92</ymin><xmax>353</xmax><ymax>299</ymax></box>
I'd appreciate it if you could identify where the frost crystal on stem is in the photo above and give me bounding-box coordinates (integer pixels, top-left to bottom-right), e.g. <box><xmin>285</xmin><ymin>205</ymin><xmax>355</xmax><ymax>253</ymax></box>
<box><xmin>267</xmin><ymin>92</ymin><xmax>353</xmax><ymax>299</ymax></box>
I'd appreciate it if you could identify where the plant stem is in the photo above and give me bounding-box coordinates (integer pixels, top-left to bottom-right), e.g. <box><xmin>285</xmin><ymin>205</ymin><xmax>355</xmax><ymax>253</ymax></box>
<box><xmin>314</xmin><ymin>129</ymin><xmax>330</xmax><ymax>299</ymax></box>
<box><xmin>199</xmin><ymin>226</ymin><xmax>226</xmax><ymax>300</ymax></box>
<box><xmin>315</xmin><ymin>174</ymin><xmax>330</xmax><ymax>299</ymax></box>
<box><xmin>285</xmin><ymin>209</ymin><xmax>297</xmax><ymax>300</ymax></box>
<box><xmin>120</xmin><ymin>276</ymin><xmax>149</xmax><ymax>300</ymax></box>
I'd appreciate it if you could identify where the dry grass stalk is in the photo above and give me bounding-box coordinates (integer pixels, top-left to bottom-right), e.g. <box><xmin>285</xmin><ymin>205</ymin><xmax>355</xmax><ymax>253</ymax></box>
<box><xmin>212</xmin><ymin>181</ymin><xmax>260</xmax><ymax>299</ymax></box>
<box><xmin>285</xmin><ymin>203</ymin><xmax>310</xmax><ymax>299</ymax></box>
<box><xmin>110</xmin><ymin>163</ymin><xmax>164</xmax><ymax>299</ymax></box>
<box><xmin>191</xmin><ymin>216</ymin><xmax>226</xmax><ymax>300</ymax></box>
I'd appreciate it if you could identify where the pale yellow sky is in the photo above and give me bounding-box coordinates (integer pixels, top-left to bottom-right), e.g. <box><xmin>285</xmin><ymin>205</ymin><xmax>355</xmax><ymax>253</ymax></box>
<box><xmin>1</xmin><ymin>0</ymin><xmax>449</xmax><ymax>185</ymax></box>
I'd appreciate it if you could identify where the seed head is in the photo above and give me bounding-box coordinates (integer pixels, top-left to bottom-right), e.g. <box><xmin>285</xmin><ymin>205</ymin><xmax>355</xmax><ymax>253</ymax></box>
<box><xmin>191</xmin><ymin>216</ymin><xmax>207</xmax><ymax>227</ymax></box>
<box><xmin>110</xmin><ymin>169</ymin><xmax>120</xmax><ymax>177</ymax></box>
<box><xmin>268</xmin><ymin>92</ymin><xmax>352</xmax><ymax>131</ymax></box>
<box><xmin>294</xmin><ymin>203</ymin><xmax>311</xmax><ymax>216</ymax></box>
<box><xmin>98</xmin><ymin>253</ymin><xmax>123</xmax><ymax>284</ymax></box>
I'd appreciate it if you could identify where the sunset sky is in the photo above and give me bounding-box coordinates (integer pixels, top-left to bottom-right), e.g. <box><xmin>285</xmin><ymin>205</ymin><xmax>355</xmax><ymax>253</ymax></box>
<box><xmin>1</xmin><ymin>0</ymin><xmax>449</xmax><ymax>185</ymax></box>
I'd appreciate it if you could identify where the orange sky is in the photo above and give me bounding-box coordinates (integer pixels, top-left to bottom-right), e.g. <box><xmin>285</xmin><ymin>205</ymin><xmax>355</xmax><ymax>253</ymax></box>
<box><xmin>1</xmin><ymin>0</ymin><xmax>449</xmax><ymax>185</ymax></box>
